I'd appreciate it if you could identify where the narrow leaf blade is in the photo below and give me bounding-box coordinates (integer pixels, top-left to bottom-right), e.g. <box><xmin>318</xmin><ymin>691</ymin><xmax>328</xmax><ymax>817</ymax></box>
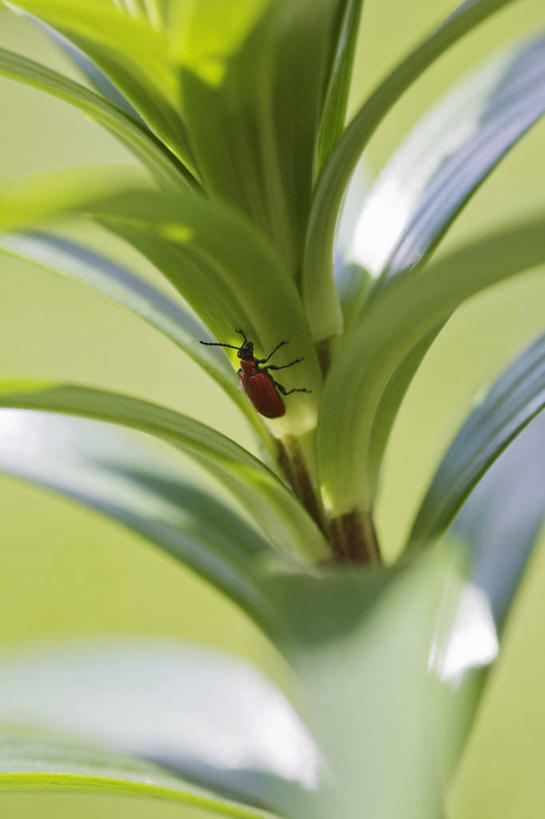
<box><xmin>409</xmin><ymin>330</ymin><xmax>545</xmax><ymax>552</ymax></box>
<box><xmin>92</xmin><ymin>188</ymin><xmax>324</xmax><ymax>436</ymax></box>
<box><xmin>314</xmin><ymin>0</ymin><xmax>365</xmax><ymax>176</ymax></box>
<box><xmin>0</xmin><ymin>734</ymin><xmax>272</xmax><ymax>818</ymax></box>
<box><xmin>0</xmin><ymin>46</ymin><xmax>195</xmax><ymax>191</ymax></box>
<box><xmin>0</xmin><ymin>410</ymin><xmax>277</xmax><ymax>629</ymax></box>
<box><xmin>0</xmin><ymin>172</ymin><xmax>322</xmax><ymax>440</ymax></box>
<box><xmin>0</xmin><ymin>231</ymin><xmax>267</xmax><ymax>436</ymax></box>
<box><xmin>318</xmin><ymin>216</ymin><xmax>545</xmax><ymax>518</ymax></box>
<box><xmin>451</xmin><ymin>412</ymin><xmax>545</xmax><ymax>626</ymax></box>
<box><xmin>303</xmin><ymin>0</ymin><xmax>519</xmax><ymax>343</ymax></box>
<box><xmin>4</xmin><ymin>0</ymin><xmax>194</xmax><ymax>167</ymax></box>
<box><xmin>0</xmin><ymin>639</ymin><xmax>318</xmax><ymax>812</ymax></box>
<box><xmin>0</xmin><ymin>381</ymin><xmax>329</xmax><ymax>563</ymax></box>
<box><xmin>367</xmin><ymin>33</ymin><xmax>545</xmax><ymax>280</ymax></box>
<box><xmin>172</xmin><ymin>0</ymin><xmax>346</xmax><ymax>271</ymax></box>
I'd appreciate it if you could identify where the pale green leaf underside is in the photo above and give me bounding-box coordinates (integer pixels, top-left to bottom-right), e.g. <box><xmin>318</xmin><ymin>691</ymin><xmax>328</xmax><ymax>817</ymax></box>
<box><xmin>451</xmin><ymin>412</ymin><xmax>545</xmax><ymax>627</ymax></box>
<box><xmin>303</xmin><ymin>0</ymin><xmax>519</xmax><ymax>343</ymax></box>
<box><xmin>0</xmin><ymin>46</ymin><xmax>193</xmax><ymax>191</ymax></box>
<box><xmin>0</xmin><ymin>409</ymin><xmax>278</xmax><ymax>631</ymax></box>
<box><xmin>410</xmin><ymin>329</ymin><xmax>545</xmax><ymax>552</ymax></box>
<box><xmin>0</xmin><ymin>734</ymin><xmax>274</xmax><ymax>818</ymax></box>
<box><xmin>378</xmin><ymin>32</ymin><xmax>545</xmax><ymax>281</ymax></box>
<box><xmin>350</xmin><ymin>32</ymin><xmax>545</xmax><ymax>282</ymax></box>
<box><xmin>318</xmin><ymin>216</ymin><xmax>545</xmax><ymax>517</ymax></box>
<box><xmin>0</xmin><ymin>381</ymin><xmax>329</xmax><ymax>562</ymax></box>
<box><xmin>0</xmin><ymin>639</ymin><xmax>317</xmax><ymax>811</ymax></box>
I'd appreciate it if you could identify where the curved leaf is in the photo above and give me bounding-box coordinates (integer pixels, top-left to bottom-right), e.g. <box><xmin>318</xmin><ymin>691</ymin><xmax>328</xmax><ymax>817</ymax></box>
<box><xmin>453</xmin><ymin>413</ymin><xmax>545</xmax><ymax>629</ymax></box>
<box><xmin>269</xmin><ymin>542</ymin><xmax>481</xmax><ymax>819</ymax></box>
<box><xmin>0</xmin><ymin>410</ymin><xmax>278</xmax><ymax>631</ymax></box>
<box><xmin>0</xmin><ymin>381</ymin><xmax>329</xmax><ymax>563</ymax></box>
<box><xmin>0</xmin><ymin>230</ymin><xmax>271</xmax><ymax>442</ymax></box>
<box><xmin>4</xmin><ymin>0</ymin><xmax>195</xmax><ymax>167</ymax></box>
<box><xmin>0</xmin><ymin>734</ymin><xmax>272</xmax><ymax>818</ymax></box>
<box><xmin>317</xmin><ymin>216</ymin><xmax>545</xmax><ymax>519</ymax></box>
<box><xmin>171</xmin><ymin>0</ymin><xmax>346</xmax><ymax>271</ymax></box>
<box><xmin>0</xmin><ymin>174</ymin><xmax>322</xmax><ymax>436</ymax></box>
<box><xmin>30</xmin><ymin>14</ymin><xmax>145</xmax><ymax>120</ymax></box>
<box><xmin>337</xmin><ymin>262</ymin><xmax>373</xmax><ymax>331</ymax></box>
<box><xmin>93</xmin><ymin>189</ymin><xmax>323</xmax><ymax>436</ymax></box>
<box><xmin>0</xmin><ymin>46</ymin><xmax>194</xmax><ymax>191</ymax></box>
<box><xmin>0</xmin><ymin>639</ymin><xmax>319</xmax><ymax>812</ymax></box>
<box><xmin>365</xmin><ymin>329</ymin><xmax>440</xmax><ymax>490</ymax></box>
<box><xmin>314</xmin><ymin>0</ymin><xmax>365</xmax><ymax>176</ymax></box>
<box><xmin>0</xmin><ymin>166</ymin><xmax>136</xmax><ymax>233</ymax></box>
<box><xmin>5</xmin><ymin>2</ymin><xmax>173</xmax><ymax>94</ymax></box>
<box><xmin>302</xmin><ymin>0</ymin><xmax>519</xmax><ymax>344</ymax></box>
<box><xmin>370</xmin><ymin>33</ymin><xmax>545</xmax><ymax>281</ymax></box>
<box><xmin>410</xmin><ymin>330</ymin><xmax>545</xmax><ymax>561</ymax></box>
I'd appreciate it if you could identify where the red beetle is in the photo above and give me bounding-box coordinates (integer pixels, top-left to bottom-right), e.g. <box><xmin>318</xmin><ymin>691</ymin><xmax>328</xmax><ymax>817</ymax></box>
<box><xmin>200</xmin><ymin>329</ymin><xmax>310</xmax><ymax>418</ymax></box>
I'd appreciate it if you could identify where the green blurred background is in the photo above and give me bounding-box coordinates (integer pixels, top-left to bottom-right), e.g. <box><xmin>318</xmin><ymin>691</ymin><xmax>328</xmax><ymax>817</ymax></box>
<box><xmin>0</xmin><ymin>1</ymin><xmax>544</xmax><ymax>816</ymax></box>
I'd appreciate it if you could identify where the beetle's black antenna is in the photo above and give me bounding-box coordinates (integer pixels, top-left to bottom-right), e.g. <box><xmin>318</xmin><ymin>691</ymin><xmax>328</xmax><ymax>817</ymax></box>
<box><xmin>235</xmin><ymin>328</ymin><xmax>248</xmax><ymax>344</ymax></box>
<box><xmin>200</xmin><ymin>340</ymin><xmax>241</xmax><ymax>350</ymax></box>
<box><xmin>257</xmin><ymin>339</ymin><xmax>289</xmax><ymax>364</ymax></box>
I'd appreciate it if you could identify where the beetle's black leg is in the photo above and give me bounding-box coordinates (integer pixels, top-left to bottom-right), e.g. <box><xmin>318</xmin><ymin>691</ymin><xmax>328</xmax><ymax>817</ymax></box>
<box><xmin>265</xmin><ymin>357</ymin><xmax>303</xmax><ymax>371</ymax></box>
<box><xmin>273</xmin><ymin>380</ymin><xmax>311</xmax><ymax>396</ymax></box>
<box><xmin>256</xmin><ymin>339</ymin><xmax>289</xmax><ymax>364</ymax></box>
<box><xmin>200</xmin><ymin>341</ymin><xmax>240</xmax><ymax>350</ymax></box>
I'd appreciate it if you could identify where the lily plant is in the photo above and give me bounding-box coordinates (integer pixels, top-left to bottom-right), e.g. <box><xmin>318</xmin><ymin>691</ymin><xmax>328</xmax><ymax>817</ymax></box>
<box><xmin>0</xmin><ymin>0</ymin><xmax>544</xmax><ymax>817</ymax></box>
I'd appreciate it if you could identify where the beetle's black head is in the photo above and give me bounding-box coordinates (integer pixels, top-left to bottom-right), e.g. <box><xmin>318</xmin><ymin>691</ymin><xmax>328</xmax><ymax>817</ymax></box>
<box><xmin>237</xmin><ymin>341</ymin><xmax>254</xmax><ymax>360</ymax></box>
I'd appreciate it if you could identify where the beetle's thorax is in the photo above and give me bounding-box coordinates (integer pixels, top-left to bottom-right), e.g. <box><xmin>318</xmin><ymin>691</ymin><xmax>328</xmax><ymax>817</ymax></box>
<box><xmin>240</xmin><ymin>358</ymin><xmax>260</xmax><ymax>377</ymax></box>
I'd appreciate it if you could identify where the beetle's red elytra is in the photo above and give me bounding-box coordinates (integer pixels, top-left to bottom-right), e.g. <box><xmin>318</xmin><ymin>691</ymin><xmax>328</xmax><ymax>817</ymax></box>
<box><xmin>200</xmin><ymin>329</ymin><xmax>310</xmax><ymax>418</ymax></box>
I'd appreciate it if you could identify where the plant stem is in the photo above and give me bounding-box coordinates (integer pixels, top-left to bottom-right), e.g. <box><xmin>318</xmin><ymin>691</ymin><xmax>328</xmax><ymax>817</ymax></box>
<box><xmin>276</xmin><ymin>435</ymin><xmax>330</xmax><ymax>538</ymax></box>
<box><xmin>330</xmin><ymin>510</ymin><xmax>381</xmax><ymax>565</ymax></box>
<box><xmin>276</xmin><ymin>435</ymin><xmax>382</xmax><ymax>566</ymax></box>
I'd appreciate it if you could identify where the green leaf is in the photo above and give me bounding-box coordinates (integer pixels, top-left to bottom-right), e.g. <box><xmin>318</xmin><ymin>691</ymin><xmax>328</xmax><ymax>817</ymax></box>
<box><xmin>364</xmin><ymin>27</ymin><xmax>545</xmax><ymax>485</ymax></box>
<box><xmin>365</xmin><ymin>329</ymin><xmax>440</xmax><ymax>491</ymax></box>
<box><xmin>3</xmin><ymin>0</ymin><xmax>195</xmax><ymax>167</ymax></box>
<box><xmin>93</xmin><ymin>189</ymin><xmax>323</xmax><ymax>436</ymax></box>
<box><xmin>447</xmin><ymin>448</ymin><xmax>545</xmax><ymax>817</ymax></box>
<box><xmin>0</xmin><ymin>173</ymin><xmax>322</xmax><ymax>438</ymax></box>
<box><xmin>0</xmin><ymin>409</ymin><xmax>278</xmax><ymax>631</ymax></box>
<box><xmin>317</xmin><ymin>215</ymin><xmax>545</xmax><ymax>519</ymax></box>
<box><xmin>359</xmin><ymin>32</ymin><xmax>545</xmax><ymax>282</ymax></box>
<box><xmin>314</xmin><ymin>0</ymin><xmax>365</xmax><ymax>176</ymax></box>
<box><xmin>409</xmin><ymin>330</ymin><xmax>545</xmax><ymax>554</ymax></box>
<box><xmin>450</xmin><ymin>411</ymin><xmax>545</xmax><ymax>628</ymax></box>
<box><xmin>269</xmin><ymin>543</ymin><xmax>481</xmax><ymax>818</ymax></box>
<box><xmin>0</xmin><ymin>381</ymin><xmax>329</xmax><ymax>563</ymax></box>
<box><xmin>0</xmin><ymin>167</ymin><xmax>136</xmax><ymax>233</ymax></box>
<box><xmin>337</xmin><ymin>262</ymin><xmax>373</xmax><ymax>332</ymax></box>
<box><xmin>0</xmin><ymin>639</ymin><xmax>317</xmax><ymax>812</ymax></box>
<box><xmin>0</xmin><ymin>231</ymin><xmax>270</xmax><ymax>442</ymax></box>
<box><xmin>303</xmin><ymin>0</ymin><xmax>519</xmax><ymax>344</ymax></box>
<box><xmin>28</xmin><ymin>14</ymin><xmax>144</xmax><ymax>119</ymax></box>
<box><xmin>171</xmin><ymin>0</ymin><xmax>347</xmax><ymax>271</ymax></box>
<box><xmin>0</xmin><ymin>46</ymin><xmax>195</xmax><ymax>191</ymax></box>
<box><xmin>0</xmin><ymin>734</ymin><xmax>273</xmax><ymax>818</ymax></box>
